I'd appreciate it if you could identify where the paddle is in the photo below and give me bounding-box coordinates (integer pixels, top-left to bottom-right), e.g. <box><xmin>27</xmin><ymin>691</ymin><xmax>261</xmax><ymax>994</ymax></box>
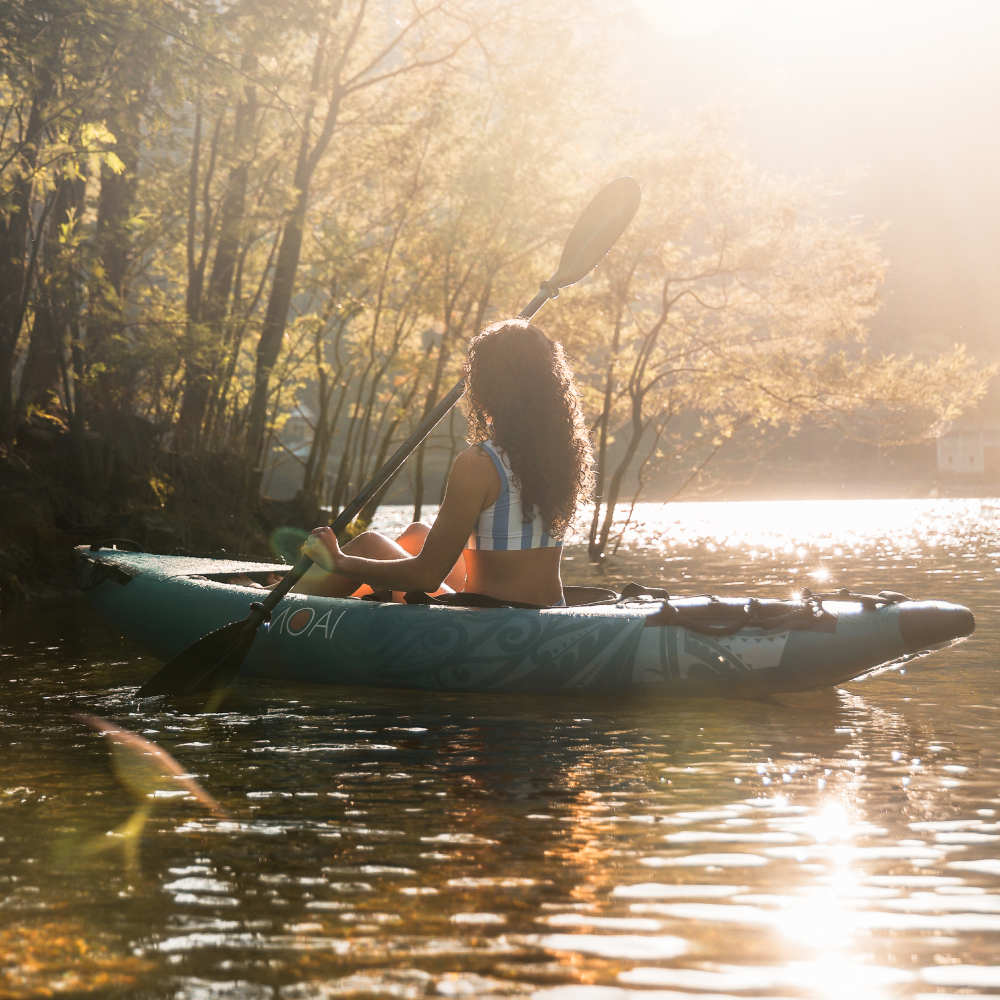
<box><xmin>137</xmin><ymin>176</ymin><xmax>641</xmax><ymax>697</ymax></box>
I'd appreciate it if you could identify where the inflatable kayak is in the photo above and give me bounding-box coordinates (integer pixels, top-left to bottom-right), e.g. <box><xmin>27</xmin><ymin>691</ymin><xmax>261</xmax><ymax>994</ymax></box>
<box><xmin>76</xmin><ymin>546</ymin><xmax>975</xmax><ymax>699</ymax></box>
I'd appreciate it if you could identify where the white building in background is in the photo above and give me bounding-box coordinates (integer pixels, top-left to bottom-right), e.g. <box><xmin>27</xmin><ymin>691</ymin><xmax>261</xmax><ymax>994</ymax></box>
<box><xmin>937</xmin><ymin>422</ymin><xmax>1000</xmax><ymax>475</ymax></box>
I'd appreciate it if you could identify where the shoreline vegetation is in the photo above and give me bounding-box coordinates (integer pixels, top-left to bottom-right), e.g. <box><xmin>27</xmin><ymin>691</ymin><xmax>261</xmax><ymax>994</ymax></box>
<box><xmin>1</xmin><ymin>0</ymin><xmax>996</xmax><ymax>598</ymax></box>
<box><xmin>2</xmin><ymin>426</ymin><xmax>993</xmax><ymax>601</ymax></box>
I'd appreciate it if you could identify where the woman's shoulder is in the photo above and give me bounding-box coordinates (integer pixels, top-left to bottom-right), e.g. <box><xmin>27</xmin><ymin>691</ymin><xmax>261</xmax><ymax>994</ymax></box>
<box><xmin>454</xmin><ymin>443</ymin><xmax>497</xmax><ymax>473</ymax></box>
<box><xmin>451</xmin><ymin>444</ymin><xmax>503</xmax><ymax>487</ymax></box>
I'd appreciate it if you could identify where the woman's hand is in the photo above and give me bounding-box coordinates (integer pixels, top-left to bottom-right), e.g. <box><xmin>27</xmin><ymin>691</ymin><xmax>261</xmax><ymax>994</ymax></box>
<box><xmin>303</xmin><ymin>526</ymin><xmax>342</xmax><ymax>573</ymax></box>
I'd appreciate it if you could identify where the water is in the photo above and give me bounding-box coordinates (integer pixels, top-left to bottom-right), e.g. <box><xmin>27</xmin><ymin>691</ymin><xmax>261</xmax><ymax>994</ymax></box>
<box><xmin>2</xmin><ymin>498</ymin><xmax>999</xmax><ymax>999</ymax></box>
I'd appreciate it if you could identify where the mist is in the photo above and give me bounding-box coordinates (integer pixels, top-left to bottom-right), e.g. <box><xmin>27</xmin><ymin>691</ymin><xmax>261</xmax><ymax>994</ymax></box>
<box><xmin>631</xmin><ymin>0</ymin><xmax>1000</xmax><ymax>359</ymax></box>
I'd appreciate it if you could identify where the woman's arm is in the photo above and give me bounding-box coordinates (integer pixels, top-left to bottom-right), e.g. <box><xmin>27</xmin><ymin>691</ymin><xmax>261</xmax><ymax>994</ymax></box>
<box><xmin>305</xmin><ymin>448</ymin><xmax>492</xmax><ymax>594</ymax></box>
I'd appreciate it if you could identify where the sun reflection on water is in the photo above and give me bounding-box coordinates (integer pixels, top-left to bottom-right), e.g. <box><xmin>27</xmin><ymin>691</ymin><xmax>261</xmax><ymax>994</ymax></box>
<box><xmin>376</xmin><ymin>497</ymin><xmax>1000</xmax><ymax>595</ymax></box>
<box><xmin>804</xmin><ymin>801</ymin><xmax>852</xmax><ymax>844</ymax></box>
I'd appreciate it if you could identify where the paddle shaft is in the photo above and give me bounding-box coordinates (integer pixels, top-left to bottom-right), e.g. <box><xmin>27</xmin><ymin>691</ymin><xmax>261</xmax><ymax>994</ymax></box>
<box><xmin>254</xmin><ymin>285</ymin><xmax>556</xmax><ymax>618</ymax></box>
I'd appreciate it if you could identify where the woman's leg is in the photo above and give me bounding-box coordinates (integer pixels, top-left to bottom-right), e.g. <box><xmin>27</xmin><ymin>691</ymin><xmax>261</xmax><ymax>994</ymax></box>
<box><xmin>293</xmin><ymin>522</ymin><xmax>467</xmax><ymax>599</ymax></box>
<box><xmin>294</xmin><ymin>530</ymin><xmax>411</xmax><ymax>597</ymax></box>
<box><xmin>396</xmin><ymin>522</ymin><xmax>466</xmax><ymax>592</ymax></box>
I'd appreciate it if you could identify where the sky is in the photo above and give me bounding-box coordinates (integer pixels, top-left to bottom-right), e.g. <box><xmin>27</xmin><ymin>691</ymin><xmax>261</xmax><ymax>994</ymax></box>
<box><xmin>626</xmin><ymin>0</ymin><xmax>1000</xmax><ymax>362</ymax></box>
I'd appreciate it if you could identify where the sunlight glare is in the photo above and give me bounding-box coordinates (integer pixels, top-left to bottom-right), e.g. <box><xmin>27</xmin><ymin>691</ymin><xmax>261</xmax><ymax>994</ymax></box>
<box><xmin>806</xmin><ymin>801</ymin><xmax>852</xmax><ymax>844</ymax></box>
<box><xmin>784</xmin><ymin>958</ymin><xmax>913</xmax><ymax>999</ymax></box>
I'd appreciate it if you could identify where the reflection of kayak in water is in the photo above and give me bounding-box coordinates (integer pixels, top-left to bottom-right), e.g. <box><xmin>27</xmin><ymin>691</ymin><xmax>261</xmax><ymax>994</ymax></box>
<box><xmin>77</xmin><ymin>547</ymin><xmax>975</xmax><ymax>699</ymax></box>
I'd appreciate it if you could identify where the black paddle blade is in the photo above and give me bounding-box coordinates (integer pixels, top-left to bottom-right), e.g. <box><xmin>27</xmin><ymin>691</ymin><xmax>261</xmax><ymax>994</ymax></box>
<box><xmin>136</xmin><ymin>615</ymin><xmax>260</xmax><ymax>697</ymax></box>
<box><xmin>552</xmin><ymin>176</ymin><xmax>641</xmax><ymax>287</ymax></box>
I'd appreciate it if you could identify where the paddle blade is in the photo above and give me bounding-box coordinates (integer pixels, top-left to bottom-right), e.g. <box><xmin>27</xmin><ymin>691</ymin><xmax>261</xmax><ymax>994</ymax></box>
<box><xmin>137</xmin><ymin>616</ymin><xmax>259</xmax><ymax>697</ymax></box>
<box><xmin>551</xmin><ymin>176</ymin><xmax>641</xmax><ymax>288</ymax></box>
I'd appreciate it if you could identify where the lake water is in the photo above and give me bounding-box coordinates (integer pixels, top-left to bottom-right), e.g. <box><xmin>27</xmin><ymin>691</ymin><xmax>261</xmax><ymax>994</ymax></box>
<box><xmin>2</xmin><ymin>498</ymin><xmax>999</xmax><ymax>999</ymax></box>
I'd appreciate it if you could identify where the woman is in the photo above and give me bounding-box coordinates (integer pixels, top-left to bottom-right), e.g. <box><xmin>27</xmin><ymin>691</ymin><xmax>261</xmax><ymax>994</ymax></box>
<box><xmin>296</xmin><ymin>318</ymin><xmax>594</xmax><ymax>607</ymax></box>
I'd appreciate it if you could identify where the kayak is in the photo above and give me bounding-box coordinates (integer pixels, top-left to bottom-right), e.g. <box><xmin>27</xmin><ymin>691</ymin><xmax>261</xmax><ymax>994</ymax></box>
<box><xmin>76</xmin><ymin>546</ymin><xmax>976</xmax><ymax>698</ymax></box>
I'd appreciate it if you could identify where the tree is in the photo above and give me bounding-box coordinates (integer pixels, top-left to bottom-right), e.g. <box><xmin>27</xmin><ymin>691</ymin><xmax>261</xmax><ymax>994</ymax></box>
<box><xmin>548</xmin><ymin>113</ymin><xmax>996</xmax><ymax>560</ymax></box>
<box><xmin>0</xmin><ymin>0</ymin><xmax>141</xmax><ymax>448</ymax></box>
<box><xmin>272</xmin><ymin>4</ymin><xmax>614</xmax><ymax>524</ymax></box>
<box><xmin>5</xmin><ymin>0</ymin><xmax>990</xmax><ymax>567</ymax></box>
<box><xmin>240</xmin><ymin>0</ymin><xmax>547</xmax><ymax>472</ymax></box>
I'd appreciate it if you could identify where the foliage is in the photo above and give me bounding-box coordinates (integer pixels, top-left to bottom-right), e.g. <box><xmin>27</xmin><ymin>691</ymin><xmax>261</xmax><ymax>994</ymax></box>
<box><xmin>547</xmin><ymin>112</ymin><xmax>996</xmax><ymax>557</ymax></box>
<box><xmin>0</xmin><ymin>1</ymin><xmax>993</xmax><ymax>572</ymax></box>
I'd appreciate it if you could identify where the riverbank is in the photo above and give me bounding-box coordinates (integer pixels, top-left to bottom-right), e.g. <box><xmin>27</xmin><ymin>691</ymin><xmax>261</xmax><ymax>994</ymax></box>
<box><xmin>0</xmin><ymin>441</ymin><xmax>280</xmax><ymax>600</ymax></box>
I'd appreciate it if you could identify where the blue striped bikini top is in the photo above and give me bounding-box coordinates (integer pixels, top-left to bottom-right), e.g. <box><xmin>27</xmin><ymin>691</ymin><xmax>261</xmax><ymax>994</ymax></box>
<box><xmin>467</xmin><ymin>440</ymin><xmax>562</xmax><ymax>551</ymax></box>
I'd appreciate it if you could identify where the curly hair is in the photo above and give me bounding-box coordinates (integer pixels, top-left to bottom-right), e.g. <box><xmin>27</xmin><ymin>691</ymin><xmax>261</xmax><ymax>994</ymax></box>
<box><xmin>464</xmin><ymin>318</ymin><xmax>594</xmax><ymax>539</ymax></box>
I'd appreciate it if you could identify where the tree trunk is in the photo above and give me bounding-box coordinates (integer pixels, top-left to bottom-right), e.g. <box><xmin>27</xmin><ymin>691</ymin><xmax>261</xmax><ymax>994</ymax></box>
<box><xmin>177</xmin><ymin>59</ymin><xmax>258</xmax><ymax>448</ymax></box>
<box><xmin>412</xmin><ymin>279</ymin><xmax>481</xmax><ymax>517</ymax></box>
<box><xmin>412</xmin><ymin>338</ymin><xmax>451</xmax><ymax>520</ymax></box>
<box><xmin>327</xmin><ymin>366</ymin><xmax>372</xmax><ymax>517</ymax></box>
<box><xmin>68</xmin><ymin>318</ymin><xmax>94</xmax><ymax>496</ymax></box>
<box><xmin>18</xmin><ymin>175</ymin><xmax>86</xmax><ymax>420</ymax></box>
<box><xmin>86</xmin><ymin>99</ymin><xmax>140</xmax><ymax>415</ymax></box>
<box><xmin>244</xmin><ymin>42</ymin><xmax>343</xmax><ymax>467</ymax></box>
<box><xmin>593</xmin><ymin>392</ymin><xmax>647</xmax><ymax>561</ymax></box>
<box><xmin>245</xmin><ymin>185</ymin><xmax>308</xmax><ymax>466</ymax></box>
<box><xmin>0</xmin><ymin>70</ymin><xmax>55</xmax><ymax>446</ymax></box>
<box><xmin>19</xmin><ymin>303</ymin><xmax>63</xmax><ymax>419</ymax></box>
<box><xmin>352</xmin><ymin>367</ymin><xmax>428</xmax><ymax>526</ymax></box>
<box><xmin>589</xmin><ymin>304</ymin><xmax>625</xmax><ymax>560</ymax></box>
<box><xmin>302</xmin><ymin>330</ymin><xmax>355</xmax><ymax>500</ymax></box>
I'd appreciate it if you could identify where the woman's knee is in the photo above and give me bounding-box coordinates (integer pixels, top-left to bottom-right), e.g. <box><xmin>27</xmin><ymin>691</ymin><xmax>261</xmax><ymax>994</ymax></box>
<box><xmin>342</xmin><ymin>530</ymin><xmax>398</xmax><ymax>557</ymax></box>
<box><xmin>396</xmin><ymin>521</ymin><xmax>429</xmax><ymax>556</ymax></box>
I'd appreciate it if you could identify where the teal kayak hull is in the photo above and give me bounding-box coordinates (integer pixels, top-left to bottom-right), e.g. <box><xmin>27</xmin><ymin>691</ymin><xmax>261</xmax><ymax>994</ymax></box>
<box><xmin>78</xmin><ymin>549</ymin><xmax>975</xmax><ymax>698</ymax></box>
